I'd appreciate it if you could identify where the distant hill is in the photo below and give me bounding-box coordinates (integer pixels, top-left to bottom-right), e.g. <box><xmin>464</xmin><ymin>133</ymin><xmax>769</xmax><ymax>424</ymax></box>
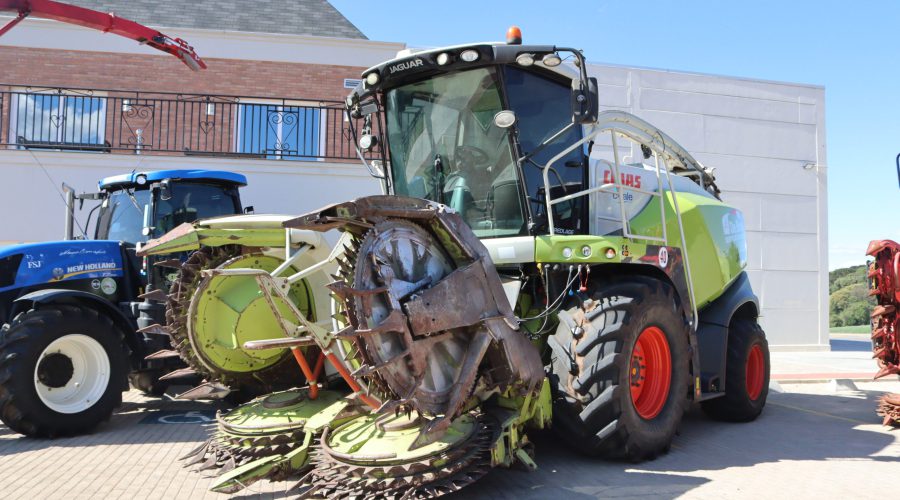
<box><xmin>829</xmin><ymin>264</ymin><xmax>874</xmax><ymax>327</ymax></box>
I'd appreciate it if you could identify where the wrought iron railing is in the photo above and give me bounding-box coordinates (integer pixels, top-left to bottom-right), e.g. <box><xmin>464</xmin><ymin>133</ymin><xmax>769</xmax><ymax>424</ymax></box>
<box><xmin>0</xmin><ymin>85</ymin><xmax>379</xmax><ymax>162</ymax></box>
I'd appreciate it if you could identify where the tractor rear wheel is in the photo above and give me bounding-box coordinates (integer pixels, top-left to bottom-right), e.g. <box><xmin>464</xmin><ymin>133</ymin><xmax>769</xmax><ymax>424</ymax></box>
<box><xmin>548</xmin><ymin>277</ymin><xmax>690</xmax><ymax>460</ymax></box>
<box><xmin>0</xmin><ymin>305</ymin><xmax>129</xmax><ymax>437</ymax></box>
<box><xmin>700</xmin><ymin>319</ymin><xmax>770</xmax><ymax>422</ymax></box>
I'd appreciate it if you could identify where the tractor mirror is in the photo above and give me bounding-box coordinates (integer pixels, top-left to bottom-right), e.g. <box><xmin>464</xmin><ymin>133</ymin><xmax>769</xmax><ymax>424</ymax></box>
<box><xmin>493</xmin><ymin>110</ymin><xmax>517</xmax><ymax>128</ymax></box>
<box><xmin>159</xmin><ymin>178</ymin><xmax>172</xmax><ymax>201</ymax></box>
<box><xmin>141</xmin><ymin>204</ymin><xmax>152</xmax><ymax>237</ymax></box>
<box><xmin>571</xmin><ymin>77</ymin><xmax>599</xmax><ymax>124</ymax></box>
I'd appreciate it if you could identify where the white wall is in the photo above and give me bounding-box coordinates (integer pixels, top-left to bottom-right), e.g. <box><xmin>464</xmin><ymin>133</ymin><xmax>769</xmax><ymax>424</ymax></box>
<box><xmin>0</xmin><ymin>150</ymin><xmax>381</xmax><ymax>245</ymax></box>
<box><xmin>585</xmin><ymin>63</ymin><xmax>828</xmax><ymax>350</ymax></box>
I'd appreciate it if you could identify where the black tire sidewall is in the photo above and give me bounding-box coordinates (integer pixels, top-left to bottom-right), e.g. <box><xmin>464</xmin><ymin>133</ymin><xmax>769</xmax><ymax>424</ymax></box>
<box><xmin>549</xmin><ymin>278</ymin><xmax>691</xmax><ymax>459</ymax></box>
<box><xmin>728</xmin><ymin>322</ymin><xmax>770</xmax><ymax>414</ymax></box>
<box><xmin>1</xmin><ymin>306</ymin><xmax>128</xmax><ymax>436</ymax></box>
<box><xmin>617</xmin><ymin>296</ymin><xmax>691</xmax><ymax>452</ymax></box>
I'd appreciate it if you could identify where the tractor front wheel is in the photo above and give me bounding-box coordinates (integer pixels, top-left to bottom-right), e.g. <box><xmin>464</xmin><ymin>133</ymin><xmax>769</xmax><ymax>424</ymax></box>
<box><xmin>549</xmin><ymin>277</ymin><xmax>690</xmax><ymax>460</ymax></box>
<box><xmin>0</xmin><ymin>305</ymin><xmax>129</xmax><ymax>437</ymax></box>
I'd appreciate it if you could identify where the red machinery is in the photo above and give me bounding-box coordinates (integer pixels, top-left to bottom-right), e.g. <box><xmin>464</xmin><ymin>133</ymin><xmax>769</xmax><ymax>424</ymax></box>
<box><xmin>0</xmin><ymin>0</ymin><xmax>205</xmax><ymax>70</ymax></box>
<box><xmin>866</xmin><ymin>240</ymin><xmax>900</xmax><ymax>424</ymax></box>
<box><xmin>866</xmin><ymin>156</ymin><xmax>900</xmax><ymax>425</ymax></box>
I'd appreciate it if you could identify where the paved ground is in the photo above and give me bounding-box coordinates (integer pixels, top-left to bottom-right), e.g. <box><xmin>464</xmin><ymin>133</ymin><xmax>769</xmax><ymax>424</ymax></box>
<box><xmin>771</xmin><ymin>334</ymin><xmax>878</xmax><ymax>381</ymax></box>
<box><xmin>1</xmin><ymin>335</ymin><xmax>898</xmax><ymax>499</ymax></box>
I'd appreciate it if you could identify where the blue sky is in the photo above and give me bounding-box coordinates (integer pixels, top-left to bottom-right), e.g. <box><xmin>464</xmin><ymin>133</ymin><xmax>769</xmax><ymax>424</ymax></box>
<box><xmin>331</xmin><ymin>0</ymin><xmax>900</xmax><ymax>270</ymax></box>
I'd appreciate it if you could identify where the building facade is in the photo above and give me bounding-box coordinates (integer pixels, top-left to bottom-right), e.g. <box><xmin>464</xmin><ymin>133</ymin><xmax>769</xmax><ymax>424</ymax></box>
<box><xmin>0</xmin><ymin>1</ymin><xmax>827</xmax><ymax>350</ymax></box>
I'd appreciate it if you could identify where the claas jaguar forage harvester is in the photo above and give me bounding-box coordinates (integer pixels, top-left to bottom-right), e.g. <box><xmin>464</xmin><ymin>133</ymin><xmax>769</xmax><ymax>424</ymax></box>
<box><xmin>141</xmin><ymin>27</ymin><xmax>771</xmax><ymax>498</ymax></box>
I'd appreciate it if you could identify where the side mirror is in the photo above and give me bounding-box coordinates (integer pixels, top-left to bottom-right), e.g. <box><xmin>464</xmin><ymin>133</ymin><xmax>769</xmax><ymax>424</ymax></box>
<box><xmin>572</xmin><ymin>77</ymin><xmax>599</xmax><ymax>124</ymax></box>
<box><xmin>159</xmin><ymin>178</ymin><xmax>172</xmax><ymax>201</ymax></box>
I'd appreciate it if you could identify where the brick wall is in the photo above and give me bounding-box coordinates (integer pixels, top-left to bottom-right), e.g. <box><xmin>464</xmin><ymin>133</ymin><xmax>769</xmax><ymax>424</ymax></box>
<box><xmin>0</xmin><ymin>46</ymin><xmax>364</xmax><ymax>100</ymax></box>
<box><xmin>0</xmin><ymin>46</ymin><xmax>370</xmax><ymax>159</ymax></box>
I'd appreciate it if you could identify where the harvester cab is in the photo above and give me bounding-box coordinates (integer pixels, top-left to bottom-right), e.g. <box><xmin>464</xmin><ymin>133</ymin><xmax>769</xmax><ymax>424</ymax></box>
<box><xmin>0</xmin><ymin>169</ymin><xmax>246</xmax><ymax>438</ymax></box>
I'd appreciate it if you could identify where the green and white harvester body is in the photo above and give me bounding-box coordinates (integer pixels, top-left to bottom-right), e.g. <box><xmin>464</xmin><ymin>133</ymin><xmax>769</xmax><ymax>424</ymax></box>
<box><xmin>141</xmin><ymin>29</ymin><xmax>770</xmax><ymax>498</ymax></box>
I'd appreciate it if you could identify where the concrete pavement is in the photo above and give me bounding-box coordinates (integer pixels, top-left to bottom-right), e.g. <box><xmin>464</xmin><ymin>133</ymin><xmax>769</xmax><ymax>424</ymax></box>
<box><xmin>1</xmin><ymin>335</ymin><xmax>898</xmax><ymax>499</ymax></box>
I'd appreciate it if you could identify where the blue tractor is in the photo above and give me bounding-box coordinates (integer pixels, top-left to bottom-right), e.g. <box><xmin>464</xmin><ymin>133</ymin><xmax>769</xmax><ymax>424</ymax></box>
<box><xmin>0</xmin><ymin>169</ymin><xmax>249</xmax><ymax>437</ymax></box>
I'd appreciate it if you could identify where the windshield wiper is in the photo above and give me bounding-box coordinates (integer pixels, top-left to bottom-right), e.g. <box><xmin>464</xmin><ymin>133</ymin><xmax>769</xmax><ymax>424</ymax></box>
<box><xmin>125</xmin><ymin>189</ymin><xmax>142</xmax><ymax>213</ymax></box>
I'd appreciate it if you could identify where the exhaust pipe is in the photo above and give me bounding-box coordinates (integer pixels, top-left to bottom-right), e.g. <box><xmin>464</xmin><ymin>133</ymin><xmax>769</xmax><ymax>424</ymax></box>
<box><xmin>62</xmin><ymin>182</ymin><xmax>75</xmax><ymax>240</ymax></box>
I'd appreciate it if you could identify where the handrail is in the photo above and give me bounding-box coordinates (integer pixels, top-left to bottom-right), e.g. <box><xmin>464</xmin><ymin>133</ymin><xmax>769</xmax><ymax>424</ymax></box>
<box><xmin>540</xmin><ymin>110</ymin><xmax>701</xmax><ymax>327</ymax></box>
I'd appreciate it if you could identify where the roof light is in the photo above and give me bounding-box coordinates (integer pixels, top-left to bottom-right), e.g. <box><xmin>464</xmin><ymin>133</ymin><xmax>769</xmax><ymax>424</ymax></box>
<box><xmin>436</xmin><ymin>52</ymin><xmax>450</xmax><ymax>65</ymax></box>
<box><xmin>542</xmin><ymin>53</ymin><xmax>562</xmax><ymax>67</ymax></box>
<box><xmin>605</xmin><ymin>248</ymin><xmax>616</xmax><ymax>259</ymax></box>
<box><xmin>562</xmin><ymin>247</ymin><xmax>573</xmax><ymax>259</ymax></box>
<box><xmin>516</xmin><ymin>53</ymin><xmax>534</xmax><ymax>66</ymax></box>
<box><xmin>365</xmin><ymin>72</ymin><xmax>380</xmax><ymax>86</ymax></box>
<box><xmin>135</xmin><ymin>174</ymin><xmax>147</xmax><ymax>186</ymax></box>
<box><xmin>581</xmin><ymin>245</ymin><xmax>592</xmax><ymax>257</ymax></box>
<box><xmin>460</xmin><ymin>49</ymin><xmax>479</xmax><ymax>62</ymax></box>
<box><xmin>506</xmin><ymin>26</ymin><xmax>522</xmax><ymax>45</ymax></box>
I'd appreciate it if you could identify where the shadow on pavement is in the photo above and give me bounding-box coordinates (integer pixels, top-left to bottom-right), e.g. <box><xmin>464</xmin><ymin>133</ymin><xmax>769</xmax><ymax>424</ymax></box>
<box><xmin>460</xmin><ymin>387</ymin><xmax>899</xmax><ymax>499</ymax></box>
<box><xmin>830</xmin><ymin>337</ymin><xmax>871</xmax><ymax>352</ymax></box>
<box><xmin>0</xmin><ymin>387</ymin><xmax>227</xmax><ymax>456</ymax></box>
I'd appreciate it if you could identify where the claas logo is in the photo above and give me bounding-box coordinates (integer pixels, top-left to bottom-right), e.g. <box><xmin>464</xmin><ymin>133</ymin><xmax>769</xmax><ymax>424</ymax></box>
<box><xmin>603</xmin><ymin>170</ymin><xmax>642</xmax><ymax>189</ymax></box>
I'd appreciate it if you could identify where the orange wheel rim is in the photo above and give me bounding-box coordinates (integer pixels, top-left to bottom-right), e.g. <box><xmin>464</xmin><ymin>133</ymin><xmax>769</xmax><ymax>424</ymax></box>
<box><xmin>630</xmin><ymin>326</ymin><xmax>672</xmax><ymax>419</ymax></box>
<box><xmin>746</xmin><ymin>344</ymin><xmax>765</xmax><ymax>401</ymax></box>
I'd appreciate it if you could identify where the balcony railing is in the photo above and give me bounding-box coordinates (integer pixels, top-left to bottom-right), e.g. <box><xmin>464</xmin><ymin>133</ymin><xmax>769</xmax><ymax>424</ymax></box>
<box><xmin>0</xmin><ymin>85</ymin><xmax>378</xmax><ymax>162</ymax></box>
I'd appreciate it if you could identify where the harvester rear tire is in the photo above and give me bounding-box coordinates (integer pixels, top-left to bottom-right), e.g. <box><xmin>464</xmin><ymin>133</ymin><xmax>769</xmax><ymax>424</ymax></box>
<box><xmin>0</xmin><ymin>305</ymin><xmax>129</xmax><ymax>437</ymax></box>
<box><xmin>548</xmin><ymin>277</ymin><xmax>690</xmax><ymax>460</ymax></box>
<box><xmin>700</xmin><ymin>319</ymin><xmax>769</xmax><ymax>422</ymax></box>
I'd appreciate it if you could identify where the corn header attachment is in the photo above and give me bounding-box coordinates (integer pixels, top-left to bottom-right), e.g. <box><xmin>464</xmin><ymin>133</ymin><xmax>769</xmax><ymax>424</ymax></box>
<box><xmin>140</xmin><ymin>203</ymin><xmax>550</xmax><ymax>496</ymax></box>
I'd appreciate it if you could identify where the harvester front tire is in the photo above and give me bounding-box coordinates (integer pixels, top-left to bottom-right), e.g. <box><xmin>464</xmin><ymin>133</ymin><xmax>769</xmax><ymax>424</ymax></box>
<box><xmin>0</xmin><ymin>305</ymin><xmax>129</xmax><ymax>437</ymax></box>
<box><xmin>700</xmin><ymin>319</ymin><xmax>769</xmax><ymax>422</ymax></box>
<box><xmin>549</xmin><ymin>278</ymin><xmax>690</xmax><ymax>460</ymax></box>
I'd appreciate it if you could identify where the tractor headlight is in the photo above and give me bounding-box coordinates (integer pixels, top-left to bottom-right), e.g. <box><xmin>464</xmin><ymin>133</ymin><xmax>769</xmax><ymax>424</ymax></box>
<box><xmin>359</xmin><ymin>134</ymin><xmax>378</xmax><ymax>152</ymax></box>
<box><xmin>542</xmin><ymin>53</ymin><xmax>562</xmax><ymax>67</ymax></box>
<box><xmin>436</xmin><ymin>52</ymin><xmax>451</xmax><ymax>65</ymax></box>
<box><xmin>460</xmin><ymin>49</ymin><xmax>479</xmax><ymax>62</ymax></box>
<box><xmin>365</xmin><ymin>72</ymin><xmax>380</xmax><ymax>86</ymax></box>
<box><xmin>516</xmin><ymin>53</ymin><xmax>535</xmax><ymax>66</ymax></box>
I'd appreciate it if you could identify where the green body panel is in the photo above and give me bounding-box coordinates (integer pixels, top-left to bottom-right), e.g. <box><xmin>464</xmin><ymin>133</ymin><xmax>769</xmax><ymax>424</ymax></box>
<box><xmin>190</xmin><ymin>255</ymin><xmax>313</xmax><ymax>373</ymax></box>
<box><xmin>533</xmin><ymin>190</ymin><xmax>746</xmax><ymax>309</ymax></box>
<box><xmin>328</xmin><ymin>413</ymin><xmax>478</xmax><ymax>465</ymax></box>
<box><xmin>141</xmin><ymin>226</ymin><xmax>290</xmax><ymax>255</ymax></box>
<box><xmin>220</xmin><ymin>390</ymin><xmax>346</xmax><ymax>435</ymax></box>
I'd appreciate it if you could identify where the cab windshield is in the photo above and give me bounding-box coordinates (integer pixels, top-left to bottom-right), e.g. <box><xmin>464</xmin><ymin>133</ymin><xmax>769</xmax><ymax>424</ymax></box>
<box><xmin>385</xmin><ymin>67</ymin><xmax>525</xmax><ymax>237</ymax></box>
<box><xmin>96</xmin><ymin>183</ymin><xmax>239</xmax><ymax>244</ymax></box>
<box><xmin>95</xmin><ymin>188</ymin><xmax>150</xmax><ymax>244</ymax></box>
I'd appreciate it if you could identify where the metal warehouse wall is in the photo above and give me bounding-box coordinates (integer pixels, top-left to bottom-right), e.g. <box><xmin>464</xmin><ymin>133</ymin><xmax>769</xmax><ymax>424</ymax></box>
<box><xmin>585</xmin><ymin>63</ymin><xmax>828</xmax><ymax>350</ymax></box>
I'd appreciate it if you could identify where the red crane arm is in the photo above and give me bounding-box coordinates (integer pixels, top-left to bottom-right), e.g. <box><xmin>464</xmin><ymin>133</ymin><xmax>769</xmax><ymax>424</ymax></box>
<box><xmin>0</xmin><ymin>0</ymin><xmax>206</xmax><ymax>70</ymax></box>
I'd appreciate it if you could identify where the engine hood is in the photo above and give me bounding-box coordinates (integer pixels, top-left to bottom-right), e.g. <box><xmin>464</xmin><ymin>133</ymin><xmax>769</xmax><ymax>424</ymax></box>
<box><xmin>0</xmin><ymin>240</ymin><xmax>124</xmax><ymax>293</ymax></box>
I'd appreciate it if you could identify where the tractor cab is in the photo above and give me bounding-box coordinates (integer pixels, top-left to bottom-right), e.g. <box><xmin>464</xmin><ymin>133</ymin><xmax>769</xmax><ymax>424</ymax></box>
<box><xmin>92</xmin><ymin>169</ymin><xmax>246</xmax><ymax>244</ymax></box>
<box><xmin>86</xmin><ymin>169</ymin><xmax>247</xmax><ymax>292</ymax></box>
